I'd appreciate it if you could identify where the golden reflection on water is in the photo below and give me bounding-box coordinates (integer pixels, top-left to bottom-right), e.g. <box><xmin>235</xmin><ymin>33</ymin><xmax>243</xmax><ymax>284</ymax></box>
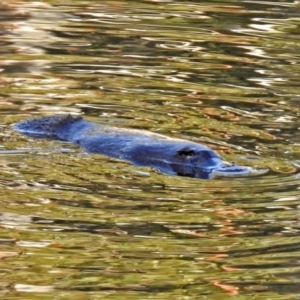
<box><xmin>1</xmin><ymin>0</ymin><xmax>300</xmax><ymax>299</ymax></box>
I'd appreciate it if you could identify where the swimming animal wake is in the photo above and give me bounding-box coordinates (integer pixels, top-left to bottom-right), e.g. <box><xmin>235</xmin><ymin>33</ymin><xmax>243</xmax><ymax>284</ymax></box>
<box><xmin>13</xmin><ymin>115</ymin><xmax>251</xmax><ymax>179</ymax></box>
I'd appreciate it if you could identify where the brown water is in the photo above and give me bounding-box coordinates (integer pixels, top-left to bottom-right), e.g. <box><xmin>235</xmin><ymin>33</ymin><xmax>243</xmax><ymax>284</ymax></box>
<box><xmin>1</xmin><ymin>0</ymin><xmax>300</xmax><ymax>299</ymax></box>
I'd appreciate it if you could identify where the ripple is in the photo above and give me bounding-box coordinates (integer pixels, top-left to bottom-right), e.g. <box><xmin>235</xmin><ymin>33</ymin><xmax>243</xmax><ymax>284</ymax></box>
<box><xmin>1</xmin><ymin>1</ymin><xmax>300</xmax><ymax>299</ymax></box>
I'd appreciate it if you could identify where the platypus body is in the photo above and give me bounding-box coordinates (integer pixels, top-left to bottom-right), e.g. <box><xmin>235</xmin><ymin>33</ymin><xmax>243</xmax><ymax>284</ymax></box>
<box><xmin>13</xmin><ymin>115</ymin><xmax>250</xmax><ymax>179</ymax></box>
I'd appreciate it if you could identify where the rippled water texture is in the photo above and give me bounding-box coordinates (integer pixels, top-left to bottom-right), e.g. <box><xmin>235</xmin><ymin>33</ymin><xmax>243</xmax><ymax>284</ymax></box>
<box><xmin>1</xmin><ymin>0</ymin><xmax>300</xmax><ymax>299</ymax></box>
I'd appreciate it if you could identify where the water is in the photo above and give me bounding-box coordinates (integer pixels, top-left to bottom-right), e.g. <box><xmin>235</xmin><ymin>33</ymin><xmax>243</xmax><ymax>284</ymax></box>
<box><xmin>1</xmin><ymin>0</ymin><xmax>300</xmax><ymax>299</ymax></box>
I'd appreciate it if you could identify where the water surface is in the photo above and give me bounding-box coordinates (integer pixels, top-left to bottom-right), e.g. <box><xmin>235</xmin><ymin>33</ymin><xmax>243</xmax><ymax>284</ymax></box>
<box><xmin>1</xmin><ymin>0</ymin><xmax>300</xmax><ymax>299</ymax></box>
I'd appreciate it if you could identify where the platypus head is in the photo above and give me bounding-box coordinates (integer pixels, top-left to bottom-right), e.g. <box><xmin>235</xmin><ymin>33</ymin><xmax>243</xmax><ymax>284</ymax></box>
<box><xmin>176</xmin><ymin>146</ymin><xmax>222</xmax><ymax>168</ymax></box>
<box><xmin>172</xmin><ymin>146</ymin><xmax>251</xmax><ymax>178</ymax></box>
<box><xmin>173</xmin><ymin>147</ymin><xmax>250</xmax><ymax>178</ymax></box>
<box><xmin>127</xmin><ymin>142</ymin><xmax>250</xmax><ymax>179</ymax></box>
<box><xmin>169</xmin><ymin>146</ymin><xmax>222</xmax><ymax>178</ymax></box>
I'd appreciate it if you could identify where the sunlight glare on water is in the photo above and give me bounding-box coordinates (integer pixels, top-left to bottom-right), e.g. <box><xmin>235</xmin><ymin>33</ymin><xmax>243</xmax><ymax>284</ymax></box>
<box><xmin>1</xmin><ymin>0</ymin><xmax>300</xmax><ymax>299</ymax></box>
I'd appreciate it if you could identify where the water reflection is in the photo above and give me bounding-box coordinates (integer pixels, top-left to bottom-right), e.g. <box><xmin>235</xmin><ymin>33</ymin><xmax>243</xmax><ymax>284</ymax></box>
<box><xmin>1</xmin><ymin>0</ymin><xmax>300</xmax><ymax>299</ymax></box>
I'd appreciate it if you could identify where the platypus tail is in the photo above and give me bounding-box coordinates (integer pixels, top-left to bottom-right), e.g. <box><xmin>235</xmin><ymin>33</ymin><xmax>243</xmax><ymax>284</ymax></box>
<box><xmin>12</xmin><ymin>115</ymin><xmax>82</xmax><ymax>140</ymax></box>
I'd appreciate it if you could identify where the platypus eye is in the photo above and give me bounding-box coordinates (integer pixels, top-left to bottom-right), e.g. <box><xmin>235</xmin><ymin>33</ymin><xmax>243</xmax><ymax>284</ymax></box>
<box><xmin>177</xmin><ymin>149</ymin><xmax>195</xmax><ymax>157</ymax></box>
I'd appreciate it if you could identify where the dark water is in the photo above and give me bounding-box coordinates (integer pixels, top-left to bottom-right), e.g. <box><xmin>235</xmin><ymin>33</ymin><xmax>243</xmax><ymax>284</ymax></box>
<box><xmin>1</xmin><ymin>0</ymin><xmax>300</xmax><ymax>299</ymax></box>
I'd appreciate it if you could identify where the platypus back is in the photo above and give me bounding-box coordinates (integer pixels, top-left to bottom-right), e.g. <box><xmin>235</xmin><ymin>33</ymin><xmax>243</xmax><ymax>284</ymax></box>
<box><xmin>12</xmin><ymin>115</ymin><xmax>83</xmax><ymax>140</ymax></box>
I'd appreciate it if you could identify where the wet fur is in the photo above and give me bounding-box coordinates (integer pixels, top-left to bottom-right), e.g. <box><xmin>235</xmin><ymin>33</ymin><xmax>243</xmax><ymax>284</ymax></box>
<box><xmin>13</xmin><ymin>115</ymin><xmax>249</xmax><ymax>178</ymax></box>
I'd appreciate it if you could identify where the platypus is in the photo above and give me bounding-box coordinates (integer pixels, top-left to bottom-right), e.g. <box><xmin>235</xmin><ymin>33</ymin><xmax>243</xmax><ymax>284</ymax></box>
<box><xmin>12</xmin><ymin>115</ymin><xmax>251</xmax><ymax>179</ymax></box>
